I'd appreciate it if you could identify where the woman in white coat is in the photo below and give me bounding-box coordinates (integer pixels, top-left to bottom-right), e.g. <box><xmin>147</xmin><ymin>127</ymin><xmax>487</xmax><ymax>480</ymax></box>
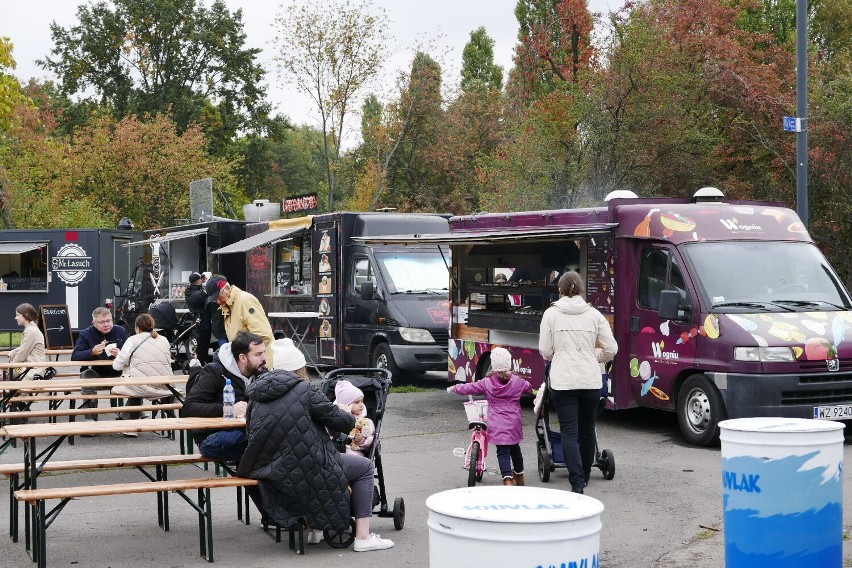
<box><xmin>112</xmin><ymin>314</ymin><xmax>174</xmax><ymax>432</ymax></box>
<box><xmin>539</xmin><ymin>271</ymin><xmax>617</xmax><ymax>494</ymax></box>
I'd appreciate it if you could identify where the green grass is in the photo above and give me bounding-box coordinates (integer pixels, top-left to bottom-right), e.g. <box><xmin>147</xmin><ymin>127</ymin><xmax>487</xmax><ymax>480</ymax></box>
<box><xmin>0</xmin><ymin>331</ymin><xmax>22</xmax><ymax>349</ymax></box>
<box><xmin>389</xmin><ymin>385</ymin><xmax>431</xmax><ymax>394</ymax></box>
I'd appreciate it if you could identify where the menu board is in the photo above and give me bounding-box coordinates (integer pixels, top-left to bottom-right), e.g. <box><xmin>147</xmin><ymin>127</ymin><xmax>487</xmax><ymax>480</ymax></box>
<box><xmin>314</xmin><ymin>223</ymin><xmax>337</xmax><ymax>362</ymax></box>
<box><xmin>585</xmin><ymin>236</ymin><xmax>616</xmax><ymax>315</ymax></box>
<box><xmin>40</xmin><ymin>304</ymin><xmax>74</xmax><ymax>349</ymax></box>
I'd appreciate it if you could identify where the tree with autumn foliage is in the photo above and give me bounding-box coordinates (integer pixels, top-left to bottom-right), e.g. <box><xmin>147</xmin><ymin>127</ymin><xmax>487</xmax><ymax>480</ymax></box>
<box><xmin>41</xmin><ymin>0</ymin><xmax>268</xmax><ymax>154</ymax></box>
<box><xmin>1</xmin><ymin>85</ymin><xmax>242</xmax><ymax>230</ymax></box>
<box><xmin>273</xmin><ymin>0</ymin><xmax>391</xmax><ymax>212</ymax></box>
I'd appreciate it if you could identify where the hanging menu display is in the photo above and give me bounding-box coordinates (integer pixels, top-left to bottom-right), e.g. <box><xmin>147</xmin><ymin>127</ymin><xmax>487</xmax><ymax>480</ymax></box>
<box><xmin>314</xmin><ymin>223</ymin><xmax>338</xmax><ymax>362</ymax></box>
<box><xmin>585</xmin><ymin>235</ymin><xmax>616</xmax><ymax>316</ymax></box>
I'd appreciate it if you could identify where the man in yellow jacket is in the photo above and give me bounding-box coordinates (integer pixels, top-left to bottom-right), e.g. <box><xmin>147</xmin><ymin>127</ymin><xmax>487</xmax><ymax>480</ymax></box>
<box><xmin>206</xmin><ymin>276</ymin><xmax>275</xmax><ymax>368</ymax></box>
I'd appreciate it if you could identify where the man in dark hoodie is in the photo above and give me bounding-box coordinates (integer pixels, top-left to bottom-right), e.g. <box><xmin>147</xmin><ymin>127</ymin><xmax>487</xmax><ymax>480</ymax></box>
<box><xmin>180</xmin><ymin>331</ymin><xmax>267</xmax><ymax>462</ymax></box>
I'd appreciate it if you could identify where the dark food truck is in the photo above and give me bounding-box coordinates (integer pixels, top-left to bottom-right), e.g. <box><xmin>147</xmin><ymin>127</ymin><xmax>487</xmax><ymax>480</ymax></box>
<box><xmin>215</xmin><ymin>212</ymin><xmax>450</xmax><ymax>378</ymax></box>
<box><xmin>118</xmin><ymin>220</ymin><xmax>247</xmax><ymax>323</ymax></box>
<box><xmin>0</xmin><ymin>228</ymin><xmax>141</xmax><ymax>334</ymax></box>
<box><xmin>383</xmin><ymin>189</ymin><xmax>852</xmax><ymax>445</ymax></box>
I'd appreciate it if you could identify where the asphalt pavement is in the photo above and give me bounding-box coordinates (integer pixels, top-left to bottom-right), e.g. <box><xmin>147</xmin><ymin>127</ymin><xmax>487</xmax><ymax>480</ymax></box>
<box><xmin>1</xmin><ymin>384</ymin><xmax>851</xmax><ymax>567</ymax></box>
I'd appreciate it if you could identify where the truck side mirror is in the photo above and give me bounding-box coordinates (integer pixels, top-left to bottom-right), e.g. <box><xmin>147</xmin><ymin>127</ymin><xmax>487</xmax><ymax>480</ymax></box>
<box><xmin>360</xmin><ymin>280</ymin><xmax>375</xmax><ymax>301</ymax></box>
<box><xmin>113</xmin><ymin>278</ymin><xmax>123</xmax><ymax>298</ymax></box>
<box><xmin>658</xmin><ymin>289</ymin><xmax>681</xmax><ymax>321</ymax></box>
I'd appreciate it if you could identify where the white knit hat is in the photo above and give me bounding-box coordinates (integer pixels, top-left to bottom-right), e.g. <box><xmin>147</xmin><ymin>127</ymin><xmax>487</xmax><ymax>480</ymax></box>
<box><xmin>490</xmin><ymin>347</ymin><xmax>512</xmax><ymax>373</ymax></box>
<box><xmin>270</xmin><ymin>338</ymin><xmax>307</xmax><ymax>372</ymax></box>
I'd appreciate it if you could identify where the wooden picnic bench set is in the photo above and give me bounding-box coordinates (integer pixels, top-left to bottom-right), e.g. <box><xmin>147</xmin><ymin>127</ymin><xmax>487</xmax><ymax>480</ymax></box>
<box><xmin>0</xmin><ymin>358</ymin><xmax>306</xmax><ymax>567</ymax></box>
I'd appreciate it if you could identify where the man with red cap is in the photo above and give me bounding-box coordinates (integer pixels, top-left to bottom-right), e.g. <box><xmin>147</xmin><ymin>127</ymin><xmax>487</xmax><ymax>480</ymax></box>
<box><xmin>205</xmin><ymin>275</ymin><xmax>275</xmax><ymax>367</ymax></box>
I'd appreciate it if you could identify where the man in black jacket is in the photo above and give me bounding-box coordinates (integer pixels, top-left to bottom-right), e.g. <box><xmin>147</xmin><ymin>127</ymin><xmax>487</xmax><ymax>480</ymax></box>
<box><xmin>184</xmin><ymin>272</ymin><xmax>212</xmax><ymax>363</ymax></box>
<box><xmin>181</xmin><ymin>331</ymin><xmax>267</xmax><ymax>462</ymax></box>
<box><xmin>184</xmin><ymin>272</ymin><xmax>207</xmax><ymax>315</ymax></box>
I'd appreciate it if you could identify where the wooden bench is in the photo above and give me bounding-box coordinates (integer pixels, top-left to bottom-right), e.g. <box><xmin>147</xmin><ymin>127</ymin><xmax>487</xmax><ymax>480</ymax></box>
<box><xmin>0</xmin><ymin>453</ymin><xmax>212</xmax><ymax>544</ymax></box>
<box><xmin>16</xmin><ymin>476</ymin><xmax>261</xmax><ymax>566</ymax></box>
<box><xmin>1</xmin><ymin>402</ymin><xmax>181</xmax><ymax>422</ymax></box>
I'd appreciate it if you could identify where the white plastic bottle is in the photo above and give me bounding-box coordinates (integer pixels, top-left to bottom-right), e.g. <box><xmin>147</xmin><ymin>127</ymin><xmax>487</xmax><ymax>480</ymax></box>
<box><xmin>222</xmin><ymin>378</ymin><xmax>235</xmax><ymax>419</ymax></box>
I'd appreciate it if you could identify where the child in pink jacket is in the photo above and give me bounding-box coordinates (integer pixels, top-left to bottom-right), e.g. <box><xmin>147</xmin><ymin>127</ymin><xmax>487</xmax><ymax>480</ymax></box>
<box><xmin>448</xmin><ymin>347</ymin><xmax>533</xmax><ymax>485</ymax></box>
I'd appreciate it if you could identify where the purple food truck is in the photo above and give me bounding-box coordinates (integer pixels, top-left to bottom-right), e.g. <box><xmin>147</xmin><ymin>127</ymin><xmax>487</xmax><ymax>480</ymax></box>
<box><xmin>369</xmin><ymin>188</ymin><xmax>852</xmax><ymax>445</ymax></box>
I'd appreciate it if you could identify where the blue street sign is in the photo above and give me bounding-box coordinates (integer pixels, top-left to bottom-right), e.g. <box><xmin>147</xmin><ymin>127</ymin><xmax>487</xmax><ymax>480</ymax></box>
<box><xmin>783</xmin><ymin>116</ymin><xmax>800</xmax><ymax>132</ymax></box>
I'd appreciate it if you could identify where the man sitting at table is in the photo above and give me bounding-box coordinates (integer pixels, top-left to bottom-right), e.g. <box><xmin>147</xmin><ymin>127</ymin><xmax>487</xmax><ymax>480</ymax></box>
<box><xmin>181</xmin><ymin>331</ymin><xmax>267</xmax><ymax>463</ymax></box>
<box><xmin>71</xmin><ymin>307</ymin><xmax>129</xmax><ymax>422</ymax></box>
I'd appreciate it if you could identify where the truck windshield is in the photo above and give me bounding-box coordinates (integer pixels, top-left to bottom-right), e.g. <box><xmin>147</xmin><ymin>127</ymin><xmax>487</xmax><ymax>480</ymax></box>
<box><xmin>683</xmin><ymin>241</ymin><xmax>852</xmax><ymax>311</ymax></box>
<box><xmin>375</xmin><ymin>251</ymin><xmax>449</xmax><ymax>294</ymax></box>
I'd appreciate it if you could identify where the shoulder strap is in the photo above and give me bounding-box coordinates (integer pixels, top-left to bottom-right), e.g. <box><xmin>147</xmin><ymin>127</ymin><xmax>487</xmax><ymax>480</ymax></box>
<box><xmin>127</xmin><ymin>334</ymin><xmax>152</xmax><ymax>362</ymax></box>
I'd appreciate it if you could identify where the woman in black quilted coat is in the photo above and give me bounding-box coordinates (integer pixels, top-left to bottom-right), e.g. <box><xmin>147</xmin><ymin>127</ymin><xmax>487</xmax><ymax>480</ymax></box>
<box><xmin>237</xmin><ymin>344</ymin><xmax>394</xmax><ymax>552</ymax></box>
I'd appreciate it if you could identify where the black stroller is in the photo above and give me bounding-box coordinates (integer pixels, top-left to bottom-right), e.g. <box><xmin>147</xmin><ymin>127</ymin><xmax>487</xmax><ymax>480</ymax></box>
<box><xmin>534</xmin><ymin>367</ymin><xmax>615</xmax><ymax>483</ymax></box>
<box><xmin>148</xmin><ymin>301</ymin><xmax>201</xmax><ymax>372</ymax></box>
<box><xmin>320</xmin><ymin>367</ymin><xmax>405</xmax><ymax>547</ymax></box>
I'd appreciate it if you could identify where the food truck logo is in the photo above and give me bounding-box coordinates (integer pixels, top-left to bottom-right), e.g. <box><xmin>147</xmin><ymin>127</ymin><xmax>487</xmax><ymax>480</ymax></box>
<box><xmin>719</xmin><ymin>218</ymin><xmax>763</xmax><ymax>232</ymax></box>
<box><xmin>51</xmin><ymin>243</ymin><xmax>91</xmax><ymax>286</ymax></box>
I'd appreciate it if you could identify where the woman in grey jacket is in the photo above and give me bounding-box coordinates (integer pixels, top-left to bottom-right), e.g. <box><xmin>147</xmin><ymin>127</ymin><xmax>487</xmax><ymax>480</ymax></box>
<box><xmin>539</xmin><ymin>271</ymin><xmax>618</xmax><ymax>494</ymax></box>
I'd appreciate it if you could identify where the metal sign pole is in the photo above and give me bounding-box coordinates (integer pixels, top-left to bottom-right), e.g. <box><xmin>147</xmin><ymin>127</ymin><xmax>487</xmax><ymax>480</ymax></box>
<box><xmin>796</xmin><ymin>0</ymin><xmax>808</xmax><ymax>228</ymax></box>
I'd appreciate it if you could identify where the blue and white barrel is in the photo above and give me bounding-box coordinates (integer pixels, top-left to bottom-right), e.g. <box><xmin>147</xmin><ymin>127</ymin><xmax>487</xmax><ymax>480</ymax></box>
<box><xmin>426</xmin><ymin>486</ymin><xmax>604</xmax><ymax>568</ymax></box>
<box><xmin>719</xmin><ymin>418</ymin><xmax>844</xmax><ymax>567</ymax></box>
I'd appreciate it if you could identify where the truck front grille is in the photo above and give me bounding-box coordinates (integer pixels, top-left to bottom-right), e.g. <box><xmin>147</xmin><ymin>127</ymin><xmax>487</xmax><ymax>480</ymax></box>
<box><xmin>431</xmin><ymin>331</ymin><xmax>449</xmax><ymax>353</ymax></box>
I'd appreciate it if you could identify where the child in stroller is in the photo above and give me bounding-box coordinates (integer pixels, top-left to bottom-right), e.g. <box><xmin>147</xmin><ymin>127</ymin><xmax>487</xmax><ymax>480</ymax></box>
<box><xmin>321</xmin><ymin>368</ymin><xmax>406</xmax><ymax>547</ymax></box>
<box><xmin>534</xmin><ymin>364</ymin><xmax>615</xmax><ymax>484</ymax></box>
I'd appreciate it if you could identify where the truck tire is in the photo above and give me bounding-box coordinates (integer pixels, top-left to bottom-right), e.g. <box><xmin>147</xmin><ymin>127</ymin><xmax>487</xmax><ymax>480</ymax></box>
<box><xmin>372</xmin><ymin>342</ymin><xmax>402</xmax><ymax>383</ymax></box>
<box><xmin>677</xmin><ymin>374</ymin><xmax>726</xmax><ymax>446</ymax></box>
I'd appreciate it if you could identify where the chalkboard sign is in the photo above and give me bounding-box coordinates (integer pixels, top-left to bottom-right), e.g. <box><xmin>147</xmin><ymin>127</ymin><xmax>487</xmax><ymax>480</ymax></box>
<box><xmin>39</xmin><ymin>304</ymin><xmax>74</xmax><ymax>349</ymax></box>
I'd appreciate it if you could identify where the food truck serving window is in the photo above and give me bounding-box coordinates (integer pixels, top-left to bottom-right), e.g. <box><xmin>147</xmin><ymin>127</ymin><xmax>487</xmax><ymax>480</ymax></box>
<box><xmin>0</xmin><ymin>242</ymin><xmax>49</xmax><ymax>292</ymax></box>
<box><xmin>273</xmin><ymin>235</ymin><xmax>311</xmax><ymax>295</ymax></box>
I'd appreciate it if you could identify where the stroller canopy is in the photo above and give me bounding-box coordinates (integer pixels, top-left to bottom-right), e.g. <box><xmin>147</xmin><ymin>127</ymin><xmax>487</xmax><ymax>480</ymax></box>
<box><xmin>149</xmin><ymin>301</ymin><xmax>178</xmax><ymax>331</ymax></box>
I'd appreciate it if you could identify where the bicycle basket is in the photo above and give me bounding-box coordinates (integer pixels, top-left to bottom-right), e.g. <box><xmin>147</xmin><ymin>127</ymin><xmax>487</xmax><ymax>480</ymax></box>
<box><xmin>463</xmin><ymin>399</ymin><xmax>488</xmax><ymax>424</ymax></box>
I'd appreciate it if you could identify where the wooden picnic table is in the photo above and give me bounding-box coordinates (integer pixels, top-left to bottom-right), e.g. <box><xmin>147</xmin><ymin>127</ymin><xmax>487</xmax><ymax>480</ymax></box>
<box><xmin>0</xmin><ymin>359</ymin><xmax>113</xmax><ymax>371</ymax></box>
<box><xmin>0</xmin><ymin>349</ymin><xmax>73</xmax><ymax>362</ymax></box>
<box><xmin>2</xmin><ymin>417</ymin><xmax>246</xmax><ymax>564</ymax></box>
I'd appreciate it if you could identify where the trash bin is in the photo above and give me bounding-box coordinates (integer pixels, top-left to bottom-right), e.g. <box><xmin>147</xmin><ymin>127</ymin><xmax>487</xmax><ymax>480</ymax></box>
<box><xmin>719</xmin><ymin>417</ymin><xmax>844</xmax><ymax>567</ymax></box>
<box><xmin>426</xmin><ymin>486</ymin><xmax>604</xmax><ymax>568</ymax></box>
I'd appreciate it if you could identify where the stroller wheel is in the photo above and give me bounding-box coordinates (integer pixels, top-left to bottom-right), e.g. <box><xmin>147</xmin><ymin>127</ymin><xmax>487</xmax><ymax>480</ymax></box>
<box><xmin>599</xmin><ymin>449</ymin><xmax>616</xmax><ymax>480</ymax></box>
<box><xmin>324</xmin><ymin>517</ymin><xmax>356</xmax><ymax>548</ymax></box>
<box><xmin>393</xmin><ymin>497</ymin><xmax>405</xmax><ymax>530</ymax></box>
<box><xmin>537</xmin><ymin>447</ymin><xmax>551</xmax><ymax>482</ymax></box>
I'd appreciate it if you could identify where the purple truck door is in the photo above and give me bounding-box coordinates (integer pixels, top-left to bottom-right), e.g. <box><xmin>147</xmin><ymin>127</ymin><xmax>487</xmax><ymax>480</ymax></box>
<box><xmin>627</xmin><ymin>245</ymin><xmax>698</xmax><ymax>409</ymax></box>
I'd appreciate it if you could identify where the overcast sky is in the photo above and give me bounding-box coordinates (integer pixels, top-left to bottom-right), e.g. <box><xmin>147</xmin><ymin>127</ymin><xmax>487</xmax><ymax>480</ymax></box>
<box><xmin>2</xmin><ymin>0</ymin><xmax>613</xmax><ymax>131</ymax></box>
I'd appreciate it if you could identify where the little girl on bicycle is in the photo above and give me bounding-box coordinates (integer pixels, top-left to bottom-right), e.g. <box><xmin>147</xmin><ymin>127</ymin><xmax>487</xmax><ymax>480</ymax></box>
<box><xmin>447</xmin><ymin>347</ymin><xmax>533</xmax><ymax>485</ymax></box>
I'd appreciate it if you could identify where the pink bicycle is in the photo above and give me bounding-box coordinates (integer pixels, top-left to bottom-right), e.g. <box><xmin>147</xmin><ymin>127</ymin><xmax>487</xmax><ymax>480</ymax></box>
<box><xmin>463</xmin><ymin>397</ymin><xmax>489</xmax><ymax>487</ymax></box>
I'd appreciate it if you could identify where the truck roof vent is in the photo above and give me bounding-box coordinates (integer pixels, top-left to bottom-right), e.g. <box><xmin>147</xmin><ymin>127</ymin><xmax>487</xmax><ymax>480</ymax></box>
<box><xmin>693</xmin><ymin>186</ymin><xmax>725</xmax><ymax>202</ymax></box>
<box><xmin>243</xmin><ymin>199</ymin><xmax>281</xmax><ymax>222</ymax></box>
<box><xmin>604</xmin><ymin>190</ymin><xmax>638</xmax><ymax>201</ymax></box>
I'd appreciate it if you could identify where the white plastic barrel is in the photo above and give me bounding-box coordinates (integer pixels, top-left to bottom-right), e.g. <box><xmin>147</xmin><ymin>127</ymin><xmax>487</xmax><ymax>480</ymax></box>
<box><xmin>719</xmin><ymin>417</ymin><xmax>844</xmax><ymax>567</ymax></box>
<box><xmin>426</xmin><ymin>486</ymin><xmax>604</xmax><ymax>568</ymax></box>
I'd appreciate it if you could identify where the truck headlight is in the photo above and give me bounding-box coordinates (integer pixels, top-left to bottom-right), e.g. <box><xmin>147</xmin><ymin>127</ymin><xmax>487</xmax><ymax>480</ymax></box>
<box><xmin>399</xmin><ymin>327</ymin><xmax>435</xmax><ymax>343</ymax></box>
<box><xmin>733</xmin><ymin>346</ymin><xmax>796</xmax><ymax>362</ymax></box>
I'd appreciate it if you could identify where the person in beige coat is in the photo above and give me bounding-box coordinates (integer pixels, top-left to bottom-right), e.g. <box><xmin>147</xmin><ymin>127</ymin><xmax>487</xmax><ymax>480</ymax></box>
<box><xmin>205</xmin><ymin>275</ymin><xmax>275</xmax><ymax>368</ymax></box>
<box><xmin>8</xmin><ymin>303</ymin><xmax>46</xmax><ymax>380</ymax></box>
<box><xmin>112</xmin><ymin>314</ymin><xmax>174</xmax><ymax>433</ymax></box>
<box><xmin>539</xmin><ymin>271</ymin><xmax>617</xmax><ymax>494</ymax></box>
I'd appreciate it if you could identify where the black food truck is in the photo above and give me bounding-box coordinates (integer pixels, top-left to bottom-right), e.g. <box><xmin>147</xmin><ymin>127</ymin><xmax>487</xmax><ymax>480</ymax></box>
<box><xmin>119</xmin><ymin>220</ymin><xmax>248</xmax><ymax>322</ymax></box>
<box><xmin>213</xmin><ymin>212</ymin><xmax>450</xmax><ymax>378</ymax></box>
<box><xmin>0</xmin><ymin>228</ymin><xmax>141</xmax><ymax>335</ymax></box>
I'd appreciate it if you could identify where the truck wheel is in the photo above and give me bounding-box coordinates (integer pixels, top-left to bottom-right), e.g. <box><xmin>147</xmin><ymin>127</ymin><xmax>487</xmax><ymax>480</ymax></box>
<box><xmin>677</xmin><ymin>375</ymin><xmax>726</xmax><ymax>446</ymax></box>
<box><xmin>372</xmin><ymin>342</ymin><xmax>402</xmax><ymax>382</ymax></box>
